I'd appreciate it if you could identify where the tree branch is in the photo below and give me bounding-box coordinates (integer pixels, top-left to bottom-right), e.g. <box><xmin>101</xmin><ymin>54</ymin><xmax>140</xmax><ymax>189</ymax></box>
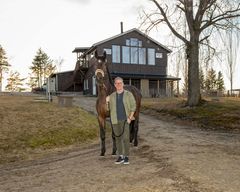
<box><xmin>201</xmin><ymin>2</ymin><xmax>240</xmax><ymax>31</ymax></box>
<box><xmin>150</xmin><ymin>0</ymin><xmax>188</xmax><ymax>43</ymax></box>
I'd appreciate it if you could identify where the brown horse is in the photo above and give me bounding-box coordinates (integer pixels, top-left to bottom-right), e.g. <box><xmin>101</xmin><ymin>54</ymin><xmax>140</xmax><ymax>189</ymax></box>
<box><xmin>92</xmin><ymin>51</ymin><xmax>141</xmax><ymax>156</ymax></box>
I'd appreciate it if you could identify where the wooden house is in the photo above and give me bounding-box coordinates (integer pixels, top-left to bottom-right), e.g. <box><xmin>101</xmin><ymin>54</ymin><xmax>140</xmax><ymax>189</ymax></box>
<box><xmin>48</xmin><ymin>70</ymin><xmax>82</xmax><ymax>93</ymax></box>
<box><xmin>73</xmin><ymin>28</ymin><xmax>180</xmax><ymax>97</ymax></box>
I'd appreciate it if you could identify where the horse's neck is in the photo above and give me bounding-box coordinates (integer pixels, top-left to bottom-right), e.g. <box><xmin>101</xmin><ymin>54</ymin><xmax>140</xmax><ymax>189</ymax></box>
<box><xmin>106</xmin><ymin>82</ymin><xmax>115</xmax><ymax>95</ymax></box>
<box><xmin>97</xmin><ymin>81</ymin><xmax>114</xmax><ymax>99</ymax></box>
<box><xmin>106</xmin><ymin>67</ymin><xmax>115</xmax><ymax>93</ymax></box>
<box><xmin>105</xmin><ymin>74</ymin><xmax>115</xmax><ymax>95</ymax></box>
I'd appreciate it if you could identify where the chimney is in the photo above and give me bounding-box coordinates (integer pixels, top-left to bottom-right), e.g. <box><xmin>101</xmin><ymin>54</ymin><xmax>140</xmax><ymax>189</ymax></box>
<box><xmin>120</xmin><ymin>22</ymin><xmax>123</xmax><ymax>33</ymax></box>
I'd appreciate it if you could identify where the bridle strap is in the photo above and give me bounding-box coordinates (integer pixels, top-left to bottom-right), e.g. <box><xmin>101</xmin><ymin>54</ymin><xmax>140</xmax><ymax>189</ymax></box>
<box><xmin>95</xmin><ymin>69</ymin><xmax>104</xmax><ymax>77</ymax></box>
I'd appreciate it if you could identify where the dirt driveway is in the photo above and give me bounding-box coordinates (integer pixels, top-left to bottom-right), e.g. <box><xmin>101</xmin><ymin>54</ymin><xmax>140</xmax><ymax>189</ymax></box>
<box><xmin>0</xmin><ymin>96</ymin><xmax>240</xmax><ymax>192</ymax></box>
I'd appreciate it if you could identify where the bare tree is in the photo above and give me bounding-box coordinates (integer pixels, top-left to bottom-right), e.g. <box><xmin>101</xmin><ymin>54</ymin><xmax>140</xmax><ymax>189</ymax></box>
<box><xmin>218</xmin><ymin>25</ymin><xmax>240</xmax><ymax>95</ymax></box>
<box><xmin>55</xmin><ymin>57</ymin><xmax>64</xmax><ymax>72</ymax></box>
<box><xmin>140</xmin><ymin>0</ymin><xmax>240</xmax><ymax>106</ymax></box>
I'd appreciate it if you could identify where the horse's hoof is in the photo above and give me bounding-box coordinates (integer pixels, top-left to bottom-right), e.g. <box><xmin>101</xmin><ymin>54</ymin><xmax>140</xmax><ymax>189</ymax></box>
<box><xmin>100</xmin><ymin>153</ymin><xmax>105</xmax><ymax>156</ymax></box>
<box><xmin>111</xmin><ymin>152</ymin><xmax>116</xmax><ymax>156</ymax></box>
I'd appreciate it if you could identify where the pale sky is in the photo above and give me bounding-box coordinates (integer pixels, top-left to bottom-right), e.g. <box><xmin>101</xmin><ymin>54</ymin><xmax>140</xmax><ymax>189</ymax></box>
<box><xmin>0</xmin><ymin>0</ymin><xmax>149</xmax><ymax>89</ymax></box>
<box><xmin>1</xmin><ymin>0</ymin><xmax>239</xmax><ymax>90</ymax></box>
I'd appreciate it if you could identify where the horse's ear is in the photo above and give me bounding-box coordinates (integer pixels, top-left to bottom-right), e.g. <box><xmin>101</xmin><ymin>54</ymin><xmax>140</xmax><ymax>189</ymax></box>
<box><xmin>95</xmin><ymin>50</ymin><xmax>98</xmax><ymax>58</ymax></box>
<box><xmin>103</xmin><ymin>51</ymin><xmax>106</xmax><ymax>60</ymax></box>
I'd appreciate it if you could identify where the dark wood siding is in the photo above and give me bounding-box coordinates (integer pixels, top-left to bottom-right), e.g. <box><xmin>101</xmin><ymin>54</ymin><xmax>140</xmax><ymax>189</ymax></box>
<box><xmin>97</xmin><ymin>30</ymin><xmax>168</xmax><ymax>77</ymax></box>
<box><xmin>57</xmin><ymin>71</ymin><xmax>82</xmax><ymax>92</ymax></box>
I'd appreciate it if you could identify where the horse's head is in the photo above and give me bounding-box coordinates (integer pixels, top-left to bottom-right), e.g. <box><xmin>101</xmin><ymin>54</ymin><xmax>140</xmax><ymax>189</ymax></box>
<box><xmin>93</xmin><ymin>50</ymin><xmax>109</xmax><ymax>85</ymax></box>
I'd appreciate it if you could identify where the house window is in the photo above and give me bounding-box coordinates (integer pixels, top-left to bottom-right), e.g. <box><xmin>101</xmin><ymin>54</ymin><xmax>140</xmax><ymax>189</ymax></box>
<box><xmin>130</xmin><ymin>38</ymin><xmax>139</xmax><ymax>46</ymax></box>
<box><xmin>122</xmin><ymin>38</ymin><xmax>146</xmax><ymax>65</ymax></box>
<box><xmin>149</xmin><ymin>80</ymin><xmax>158</xmax><ymax>97</ymax></box>
<box><xmin>112</xmin><ymin>45</ymin><xmax>120</xmax><ymax>63</ymax></box>
<box><xmin>139</xmin><ymin>48</ymin><xmax>146</xmax><ymax>65</ymax></box>
<box><xmin>131</xmin><ymin>47</ymin><xmax>138</xmax><ymax>64</ymax></box>
<box><xmin>122</xmin><ymin>46</ymin><xmax>130</xmax><ymax>64</ymax></box>
<box><xmin>104</xmin><ymin>48</ymin><xmax>112</xmax><ymax>55</ymax></box>
<box><xmin>156</xmin><ymin>52</ymin><xmax>163</xmax><ymax>58</ymax></box>
<box><xmin>148</xmin><ymin>48</ymin><xmax>155</xmax><ymax>65</ymax></box>
<box><xmin>112</xmin><ymin>39</ymin><xmax>158</xmax><ymax>65</ymax></box>
<box><xmin>131</xmin><ymin>79</ymin><xmax>141</xmax><ymax>90</ymax></box>
<box><xmin>123</xmin><ymin>79</ymin><xmax>130</xmax><ymax>85</ymax></box>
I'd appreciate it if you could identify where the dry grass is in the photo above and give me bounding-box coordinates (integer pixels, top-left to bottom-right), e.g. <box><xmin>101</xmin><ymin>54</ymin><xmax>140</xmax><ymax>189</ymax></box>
<box><xmin>0</xmin><ymin>95</ymin><xmax>99</xmax><ymax>164</ymax></box>
<box><xmin>141</xmin><ymin>97</ymin><xmax>240</xmax><ymax>131</ymax></box>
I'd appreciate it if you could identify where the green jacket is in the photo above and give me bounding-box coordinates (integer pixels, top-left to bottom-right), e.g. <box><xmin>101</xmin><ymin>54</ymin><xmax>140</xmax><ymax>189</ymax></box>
<box><xmin>108</xmin><ymin>90</ymin><xmax>136</xmax><ymax>124</ymax></box>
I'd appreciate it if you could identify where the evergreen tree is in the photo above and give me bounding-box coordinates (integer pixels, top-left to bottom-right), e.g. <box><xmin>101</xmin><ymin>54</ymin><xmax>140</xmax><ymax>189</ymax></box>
<box><xmin>26</xmin><ymin>74</ymin><xmax>38</xmax><ymax>90</ymax></box>
<box><xmin>216</xmin><ymin>71</ymin><xmax>225</xmax><ymax>91</ymax></box>
<box><xmin>205</xmin><ymin>68</ymin><xmax>217</xmax><ymax>91</ymax></box>
<box><xmin>0</xmin><ymin>44</ymin><xmax>10</xmax><ymax>91</ymax></box>
<box><xmin>5</xmin><ymin>71</ymin><xmax>25</xmax><ymax>92</ymax></box>
<box><xmin>29</xmin><ymin>48</ymin><xmax>56</xmax><ymax>88</ymax></box>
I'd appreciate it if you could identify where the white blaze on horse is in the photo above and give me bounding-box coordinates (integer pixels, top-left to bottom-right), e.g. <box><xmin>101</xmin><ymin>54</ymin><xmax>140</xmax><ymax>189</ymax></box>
<box><xmin>92</xmin><ymin>51</ymin><xmax>141</xmax><ymax>156</ymax></box>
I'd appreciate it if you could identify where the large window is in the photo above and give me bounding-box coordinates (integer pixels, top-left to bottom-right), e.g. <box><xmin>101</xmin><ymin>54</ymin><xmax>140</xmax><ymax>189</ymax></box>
<box><xmin>112</xmin><ymin>45</ymin><xmax>120</xmax><ymax>63</ymax></box>
<box><xmin>148</xmin><ymin>48</ymin><xmax>155</xmax><ymax>65</ymax></box>
<box><xmin>131</xmin><ymin>47</ymin><xmax>138</xmax><ymax>64</ymax></box>
<box><xmin>122</xmin><ymin>46</ymin><xmax>130</xmax><ymax>64</ymax></box>
<box><xmin>112</xmin><ymin>38</ymin><xmax>156</xmax><ymax>65</ymax></box>
<box><xmin>139</xmin><ymin>48</ymin><xmax>146</xmax><ymax>65</ymax></box>
<box><xmin>122</xmin><ymin>38</ymin><xmax>147</xmax><ymax>65</ymax></box>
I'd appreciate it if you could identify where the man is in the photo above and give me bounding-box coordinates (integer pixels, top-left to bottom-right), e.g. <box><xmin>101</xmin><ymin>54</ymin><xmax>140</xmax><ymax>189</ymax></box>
<box><xmin>106</xmin><ymin>77</ymin><xmax>136</xmax><ymax>165</ymax></box>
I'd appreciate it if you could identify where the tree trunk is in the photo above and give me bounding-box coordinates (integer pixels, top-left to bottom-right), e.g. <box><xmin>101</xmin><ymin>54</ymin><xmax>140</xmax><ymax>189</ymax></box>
<box><xmin>187</xmin><ymin>39</ymin><xmax>201</xmax><ymax>107</ymax></box>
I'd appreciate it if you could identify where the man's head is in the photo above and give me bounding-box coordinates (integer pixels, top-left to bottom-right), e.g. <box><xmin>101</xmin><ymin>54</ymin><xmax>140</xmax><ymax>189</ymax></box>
<box><xmin>114</xmin><ymin>77</ymin><xmax>124</xmax><ymax>93</ymax></box>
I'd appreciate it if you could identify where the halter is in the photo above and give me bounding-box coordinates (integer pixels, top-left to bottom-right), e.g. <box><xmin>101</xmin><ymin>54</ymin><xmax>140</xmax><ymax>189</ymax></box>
<box><xmin>95</xmin><ymin>68</ymin><xmax>109</xmax><ymax>90</ymax></box>
<box><xmin>95</xmin><ymin>68</ymin><xmax>104</xmax><ymax>77</ymax></box>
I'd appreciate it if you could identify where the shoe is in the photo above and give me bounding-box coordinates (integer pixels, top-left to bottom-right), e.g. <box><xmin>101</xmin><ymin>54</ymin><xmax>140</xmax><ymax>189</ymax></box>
<box><xmin>123</xmin><ymin>156</ymin><xmax>130</xmax><ymax>165</ymax></box>
<box><xmin>115</xmin><ymin>156</ymin><xmax>124</xmax><ymax>164</ymax></box>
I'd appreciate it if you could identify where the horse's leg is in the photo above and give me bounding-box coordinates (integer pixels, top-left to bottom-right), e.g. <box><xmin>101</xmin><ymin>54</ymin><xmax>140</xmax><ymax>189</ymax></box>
<box><xmin>129</xmin><ymin>121</ymin><xmax>134</xmax><ymax>144</ymax></box>
<box><xmin>98</xmin><ymin>116</ymin><xmax>106</xmax><ymax>156</ymax></box>
<box><xmin>133</xmin><ymin>118</ymin><xmax>139</xmax><ymax>146</ymax></box>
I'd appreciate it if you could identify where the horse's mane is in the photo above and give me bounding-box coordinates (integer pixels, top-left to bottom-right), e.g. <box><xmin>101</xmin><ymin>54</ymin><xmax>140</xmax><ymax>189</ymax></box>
<box><xmin>106</xmin><ymin>64</ymin><xmax>114</xmax><ymax>87</ymax></box>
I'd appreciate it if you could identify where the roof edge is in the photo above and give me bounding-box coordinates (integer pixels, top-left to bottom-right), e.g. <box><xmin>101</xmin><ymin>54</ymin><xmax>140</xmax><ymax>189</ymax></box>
<box><xmin>92</xmin><ymin>28</ymin><xmax>172</xmax><ymax>53</ymax></box>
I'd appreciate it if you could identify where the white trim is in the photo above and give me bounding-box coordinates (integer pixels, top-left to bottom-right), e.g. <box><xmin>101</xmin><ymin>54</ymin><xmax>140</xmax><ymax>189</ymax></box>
<box><xmin>92</xmin><ymin>76</ymin><xmax>96</xmax><ymax>95</ymax></box>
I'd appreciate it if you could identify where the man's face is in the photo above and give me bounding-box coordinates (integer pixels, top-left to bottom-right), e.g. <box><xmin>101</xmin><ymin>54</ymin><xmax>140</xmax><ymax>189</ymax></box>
<box><xmin>114</xmin><ymin>80</ymin><xmax>124</xmax><ymax>92</ymax></box>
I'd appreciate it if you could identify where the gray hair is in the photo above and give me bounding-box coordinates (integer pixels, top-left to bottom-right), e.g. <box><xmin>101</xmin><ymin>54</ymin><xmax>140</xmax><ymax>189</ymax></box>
<box><xmin>114</xmin><ymin>77</ymin><xmax>124</xmax><ymax>84</ymax></box>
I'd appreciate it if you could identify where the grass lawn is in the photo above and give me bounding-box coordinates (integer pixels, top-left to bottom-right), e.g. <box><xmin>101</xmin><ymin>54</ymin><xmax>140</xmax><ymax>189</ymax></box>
<box><xmin>141</xmin><ymin>97</ymin><xmax>240</xmax><ymax>131</ymax></box>
<box><xmin>0</xmin><ymin>95</ymin><xmax>99</xmax><ymax>164</ymax></box>
<box><xmin>1</xmin><ymin>95</ymin><xmax>239</xmax><ymax>164</ymax></box>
